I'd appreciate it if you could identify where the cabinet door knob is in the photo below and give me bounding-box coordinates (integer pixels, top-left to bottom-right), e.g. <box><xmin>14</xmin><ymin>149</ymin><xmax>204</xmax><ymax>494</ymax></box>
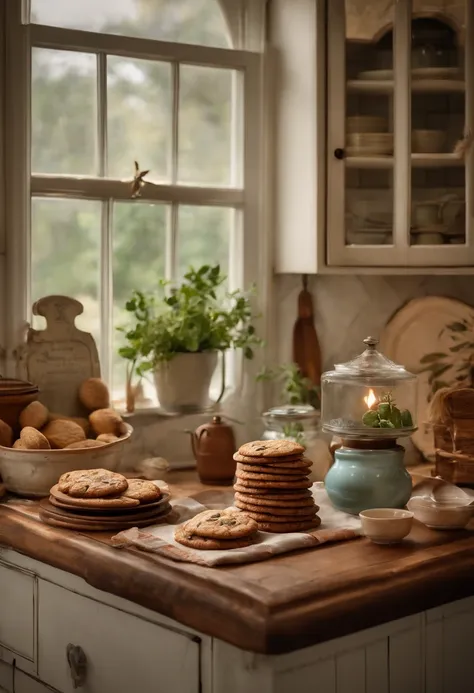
<box><xmin>334</xmin><ymin>148</ymin><xmax>345</xmax><ymax>160</ymax></box>
<box><xmin>66</xmin><ymin>644</ymin><xmax>87</xmax><ymax>689</ymax></box>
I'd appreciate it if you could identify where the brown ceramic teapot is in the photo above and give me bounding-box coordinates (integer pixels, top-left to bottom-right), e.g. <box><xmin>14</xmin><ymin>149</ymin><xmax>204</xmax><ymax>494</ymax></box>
<box><xmin>188</xmin><ymin>415</ymin><xmax>236</xmax><ymax>485</ymax></box>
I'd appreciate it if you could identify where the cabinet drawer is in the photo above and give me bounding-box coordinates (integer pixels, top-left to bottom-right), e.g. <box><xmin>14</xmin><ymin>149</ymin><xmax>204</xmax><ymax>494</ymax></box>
<box><xmin>0</xmin><ymin>561</ymin><xmax>36</xmax><ymax>663</ymax></box>
<box><xmin>38</xmin><ymin>581</ymin><xmax>200</xmax><ymax>693</ymax></box>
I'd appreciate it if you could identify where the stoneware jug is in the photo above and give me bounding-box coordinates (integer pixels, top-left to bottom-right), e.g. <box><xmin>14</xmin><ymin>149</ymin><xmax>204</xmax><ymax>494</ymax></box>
<box><xmin>188</xmin><ymin>415</ymin><xmax>236</xmax><ymax>485</ymax></box>
<box><xmin>325</xmin><ymin>445</ymin><xmax>412</xmax><ymax>515</ymax></box>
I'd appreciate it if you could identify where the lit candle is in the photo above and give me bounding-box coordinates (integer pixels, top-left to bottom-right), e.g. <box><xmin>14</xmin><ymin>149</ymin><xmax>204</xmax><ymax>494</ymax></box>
<box><xmin>364</xmin><ymin>389</ymin><xmax>377</xmax><ymax>410</ymax></box>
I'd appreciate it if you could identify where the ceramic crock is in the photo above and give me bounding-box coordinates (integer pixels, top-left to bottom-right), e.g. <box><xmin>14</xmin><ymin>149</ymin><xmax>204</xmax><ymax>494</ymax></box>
<box><xmin>154</xmin><ymin>351</ymin><xmax>218</xmax><ymax>414</ymax></box>
<box><xmin>325</xmin><ymin>445</ymin><xmax>412</xmax><ymax>515</ymax></box>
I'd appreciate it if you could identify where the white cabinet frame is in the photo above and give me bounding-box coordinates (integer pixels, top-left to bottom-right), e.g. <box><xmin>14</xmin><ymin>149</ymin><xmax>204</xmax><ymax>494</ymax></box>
<box><xmin>327</xmin><ymin>0</ymin><xmax>474</xmax><ymax>269</ymax></box>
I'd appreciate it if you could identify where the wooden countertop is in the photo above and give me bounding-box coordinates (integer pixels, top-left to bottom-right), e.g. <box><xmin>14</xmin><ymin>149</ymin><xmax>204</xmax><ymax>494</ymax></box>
<box><xmin>1</xmin><ymin>467</ymin><xmax>474</xmax><ymax>655</ymax></box>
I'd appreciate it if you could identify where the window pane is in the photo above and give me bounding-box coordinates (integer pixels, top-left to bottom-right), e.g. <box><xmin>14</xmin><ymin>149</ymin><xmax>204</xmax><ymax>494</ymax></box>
<box><xmin>178</xmin><ymin>66</ymin><xmax>234</xmax><ymax>186</ymax></box>
<box><xmin>107</xmin><ymin>57</ymin><xmax>172</xmax><ymax>180</ymax></box>
<box><xmin>177</xmin><ymin>206</ymin><xmax>234</xmax><ymax>399</ymax></box>
<box><xmin>30</xmin><ymin>0</ymin><xmax>230</xmax><ymax>48</ymax></box>
<box><xmin>32</xmin><ymin>49</ymin><xmax>97</xmax><ymax>175</ymax></box>
<box><xmin>31</xmin><ymin>199</ymin><xmax>101</xmax><ymax>342</ymax></box>
<box><xmin>112</xmin><ymin>202</ymin><xmax>168</xmax><ymax>401</ymax></box>
<box><xmin>177</xmin><ymin>206</ymin><xmax>231</xmax><ymax>280</ymax></box>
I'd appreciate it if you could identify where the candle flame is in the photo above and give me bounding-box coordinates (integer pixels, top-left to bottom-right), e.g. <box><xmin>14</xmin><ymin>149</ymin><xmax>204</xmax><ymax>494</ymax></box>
<box><xmin>364</xmin><ymin>389</ymin><xmax>377</xmax><ymax>409</ymax></box>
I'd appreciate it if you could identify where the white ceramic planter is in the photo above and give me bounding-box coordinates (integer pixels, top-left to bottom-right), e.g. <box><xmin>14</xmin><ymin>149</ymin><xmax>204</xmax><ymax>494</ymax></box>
<box><xmin>154</xmin><ymin>352</ymin><xmax>219</xmax><ymax>414</ymax></box>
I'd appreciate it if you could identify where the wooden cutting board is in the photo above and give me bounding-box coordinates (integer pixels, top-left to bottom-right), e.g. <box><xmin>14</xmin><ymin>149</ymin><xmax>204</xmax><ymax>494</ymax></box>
<box><xmin>292</xmin><ymin>275</ymin><xmax>321</xmax><ymax>385</ymax></box>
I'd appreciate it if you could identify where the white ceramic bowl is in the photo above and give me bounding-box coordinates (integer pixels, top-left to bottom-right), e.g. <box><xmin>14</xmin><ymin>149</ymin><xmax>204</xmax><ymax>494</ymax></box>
<box><xmin>0</xmin><ymin>424</ymin><xmax>133</xmax><ymax>497</ymax></box>
<box><xmin>347</xmin><ymin>133</ymin><xmax>394</xmax><ymax>156</ymax></box>
<box><xmin>359</xmin><ymin>508</ymin><xmax>414</xmax><ymax>544</ymax></box>
<box><xmin>412</xmin><ymin>129</ymin><xmax>446</xmax><ymax>154</ymax></box>
<box><xmin>407</xmin><ymin>496</ymin><xmax>473</xmax><ymax>530</ymax></box>
<box><xmin>346</xmin><ymin>116</ymin><xmax>388</xmax><ymax>134</ymax></box>
<box><xmin>347</xmin><ymin>133</ymin><xmax>393</xmax><ymax>145</ymax></box>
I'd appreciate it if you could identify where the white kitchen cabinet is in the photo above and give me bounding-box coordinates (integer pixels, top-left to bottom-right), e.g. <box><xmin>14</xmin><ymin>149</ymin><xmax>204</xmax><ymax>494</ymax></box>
<box><xmin>38</xmin><ymin>581</ymin><xmax>200</xmax><ymax>693</ymax></box>
<box><xmin>273</xmin><ymin>0</ymin><xmax>474</xmax><ymax>274</ymax></box>
<box><xmin>0</xmin><ymin>561</ymin><xmax>37</xmax><ymax>676</ymax></box>
<box><xmin>1</xmin><ymin>549</ymin><xmax>474</xmax><ymax>693</ymax></box>
<box><xmin>425</xmin><ymin>596</ymin><xmax>474</xmax><ymax>693</ymax></box>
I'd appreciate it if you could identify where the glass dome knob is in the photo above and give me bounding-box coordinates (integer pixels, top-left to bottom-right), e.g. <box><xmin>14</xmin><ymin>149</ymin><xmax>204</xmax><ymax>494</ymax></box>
<box><xmin>363</xmin><ymin>337</ymin><xmax>379</xmax><ymax>350</ymax></box>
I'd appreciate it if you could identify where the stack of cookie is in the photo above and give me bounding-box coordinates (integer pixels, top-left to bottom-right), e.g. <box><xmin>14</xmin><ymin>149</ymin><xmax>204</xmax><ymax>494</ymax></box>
<box><xmin>233</xmin><ymin>440</ymin><xmax>320</xmax><ymax>533</ymax></box>
<box><xmin>174</xmin><ymin>508</ymin><xmax>258</xmax><ymax>551</ymax></box>
<box><xmin>39</xmin><ymin>468</ymin><xmax>171</xmax><ymax>531</ymax></box>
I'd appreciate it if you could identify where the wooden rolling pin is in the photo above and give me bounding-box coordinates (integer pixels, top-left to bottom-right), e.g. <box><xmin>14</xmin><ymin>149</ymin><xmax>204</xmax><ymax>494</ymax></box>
<box><xmin>292</xmin><ymin>275</ymin><xmax>321</xmax><ymax>385</ymax></box>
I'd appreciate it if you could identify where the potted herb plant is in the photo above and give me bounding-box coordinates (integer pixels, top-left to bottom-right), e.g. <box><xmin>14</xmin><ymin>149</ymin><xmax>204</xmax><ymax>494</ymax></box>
<box><xmin>118</xmin><ymin>265</ymin><xmax>261</xmax><ymax>414</ymax></box>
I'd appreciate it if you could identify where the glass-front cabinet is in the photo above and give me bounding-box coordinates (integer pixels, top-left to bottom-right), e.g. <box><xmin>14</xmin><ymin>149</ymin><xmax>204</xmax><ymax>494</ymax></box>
<box><xmin>327</xmin><ymin>0</ymin><xmax>473</xmax><ymax>267</ymax></box>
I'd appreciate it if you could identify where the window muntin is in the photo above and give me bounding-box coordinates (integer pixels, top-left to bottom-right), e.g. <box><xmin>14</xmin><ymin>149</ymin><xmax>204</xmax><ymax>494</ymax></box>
<box><xmin>23</xmin><ymin>1</ymin><xmax>260</xmax><ymax>407</ymax></box>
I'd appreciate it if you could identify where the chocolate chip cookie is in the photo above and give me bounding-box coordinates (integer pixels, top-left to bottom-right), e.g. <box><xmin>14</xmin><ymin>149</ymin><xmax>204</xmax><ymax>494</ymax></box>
<box><xmin>174</xmin><ymin>525</ymin><xmax>257</xmax><ymax>550</ymax></box>
<box><xmin>235</xmin><ymin>474</ymin><xmax>312</xmax><ymax>490</ymax></box>
<box><xmin>122</xmin><ymin>479</ymin><xmax>162</xmax><ymax>503</ymax></box>
<box><xmin>182</xmin><ymin>508</ymin><xmax>257</xmax><ymax>539</ymax></box>
<box><xmin>50</xmin><ymin>484</ymin><xmax>139</xmax><ymax>508</ymax></box>
<box><xmin>233</xmin><ymin>452</ymin><xmax>310</xmax><ymax>466</ymax></box>
<box><xmin>238</xmin><ymin>440</ymin><xmax>305</xmax><ymax>458</ymax></box>
<box><xmin>233</xmin><ymin>484</ymin><xmax>312</xmax><ymax>498</ymax></box>
<box><xmin>58</xmin><ymin>469</ymin><xmax>128</xmax><ymax>498</ymax></box>
<box><xmin>234</xmin><ymin>491</ymin><xmax>315</xmax><ymax>507</ymax></box>
<box><xmin>234</xmin><ymin>499</ymin><xmax>318</xmax><ymax>517</ymax></box>
<box><xmin>236</xmin><ymin>463</ymin><xmax>310</xmax><ymax>477</ymax></box>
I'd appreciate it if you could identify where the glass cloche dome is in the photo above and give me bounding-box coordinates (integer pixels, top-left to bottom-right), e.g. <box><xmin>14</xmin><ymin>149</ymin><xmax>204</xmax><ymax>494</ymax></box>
<box><xmin>321</xmin><ymin>337</ymin><xmax>417</xmax><ymax>440</ymax></box>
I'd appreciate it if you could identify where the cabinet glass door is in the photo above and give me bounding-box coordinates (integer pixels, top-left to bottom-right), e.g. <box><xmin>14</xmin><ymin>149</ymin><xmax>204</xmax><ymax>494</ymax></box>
<box><xmin>327</xmin><ymin>0</ymin><xmax>474</xmax><ymax>268</ymax></box>
<box><xmin>328</xmin><ymin>0</ymin><xmax>404</xmax><ymax>266</ymax></box>
<box><xmin>408</xmin><ymin>4</ymin><xmax>472</xmax><ymax>266</ymax></box>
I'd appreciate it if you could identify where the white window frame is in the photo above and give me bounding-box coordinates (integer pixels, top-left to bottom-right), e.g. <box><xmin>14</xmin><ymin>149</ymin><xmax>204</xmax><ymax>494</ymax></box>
<box><xmin>3</xmin><ymin>0</ymin><xmax>270</xmax><ymax>410</ymax></box>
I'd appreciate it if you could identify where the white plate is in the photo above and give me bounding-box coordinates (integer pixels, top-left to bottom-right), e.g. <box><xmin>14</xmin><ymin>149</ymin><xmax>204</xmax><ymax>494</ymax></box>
<box><xmin>357</xmin><ymin>69</ymin><xmax>393</xmax><ymax>81</ymax></box>
<box><xmin>411</xmin><ymin>67</ymin><xmax>462</xmax><ymax>80</ymax></box>
<box><xmin>346</xmin><ymin>146</ymin><xmax>393</xmax><ymax>157</ymax></box>
<box><xmin>380</xmin><ymin>297</ymin><xmax>474</xmax><ymax>461</ymax></box>
<box><xmin>357</xmin><ymin>67</ymin><xmax>462</xmax><ymax>82</ymax></box>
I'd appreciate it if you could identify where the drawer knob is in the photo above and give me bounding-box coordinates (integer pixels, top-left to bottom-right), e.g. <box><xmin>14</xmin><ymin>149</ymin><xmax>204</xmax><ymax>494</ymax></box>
<box><xmin>67</xmin><ymin>644</ymin><xmax>87</xmax><ymax>689</ymax></box>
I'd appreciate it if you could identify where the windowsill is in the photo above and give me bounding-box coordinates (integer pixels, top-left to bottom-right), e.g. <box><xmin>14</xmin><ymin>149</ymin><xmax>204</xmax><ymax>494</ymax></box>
<box><xmin>119</xmin><ymin>405</ymin><xmax>224</xmax><ymax>427</ymax></box>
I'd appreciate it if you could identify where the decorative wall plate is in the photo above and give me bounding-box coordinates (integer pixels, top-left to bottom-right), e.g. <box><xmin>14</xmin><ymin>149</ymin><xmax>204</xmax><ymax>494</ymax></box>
<box><xmin>380</xmin><ymin>296</ymin><xmax>474</xmax><ymax>461</ymax></box>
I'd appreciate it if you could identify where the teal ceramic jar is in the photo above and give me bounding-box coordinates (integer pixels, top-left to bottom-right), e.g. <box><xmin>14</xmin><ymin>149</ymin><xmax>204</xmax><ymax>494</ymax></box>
<box><xmin>325</xmin><ymin>445</ymin><xmax>412</xmax><ymax>515</ymax></box>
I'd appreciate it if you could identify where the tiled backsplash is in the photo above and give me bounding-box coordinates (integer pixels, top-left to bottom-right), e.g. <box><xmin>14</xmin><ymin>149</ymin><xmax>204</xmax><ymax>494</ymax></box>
<box><xmin>123</xmin><ymin>273</ymin><xmax>474</xmax><ymax>470</ymax></box>
<box><xmin>275</xmin><ymin>273</ymin><xmax>474</xmax><ymax>369</ymax></box>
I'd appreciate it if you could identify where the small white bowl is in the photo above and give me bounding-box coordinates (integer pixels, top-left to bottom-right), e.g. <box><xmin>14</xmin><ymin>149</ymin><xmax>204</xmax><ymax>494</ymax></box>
<box><xmin>407</xmin><ymin>496</ymin><xmax>473</xmax><ymax>530</ymax></box>
<box><xmin>359</xmin><ymin>508</ymin><xmax>414</xmax><ymax>545</ymax></box>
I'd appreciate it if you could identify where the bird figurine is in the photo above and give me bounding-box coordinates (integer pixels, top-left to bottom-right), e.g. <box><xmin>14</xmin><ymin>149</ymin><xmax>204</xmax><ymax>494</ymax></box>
<box><xmin>131</xmin><ymin>160</ymin><xmax>150</xmax><ymax>198</ymax></box>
